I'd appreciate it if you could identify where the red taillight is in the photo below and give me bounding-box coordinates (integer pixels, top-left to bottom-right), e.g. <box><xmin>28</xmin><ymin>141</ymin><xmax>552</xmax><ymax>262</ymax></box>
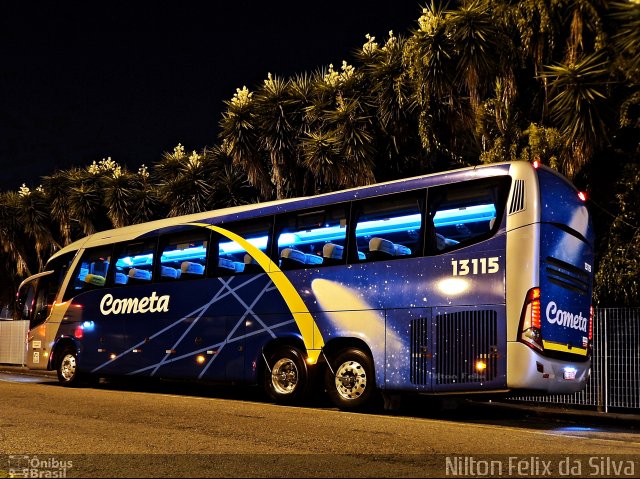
<box><xmin>532</xmin><ymin>160</ymin><xmax>540</xmax><ymax>169</ymax></box>
<box><xmin>578</xmin><ymin>191</ymin><xmax>587</xmax><ymax>202</ymax></box>
<box><xmin>74</xmin><ymin>325</ymin><xmax>84</xmax><ymax>340</ymax></box>
<box><xmin>588</xmin><ymin>306</ymin><xmax>594</xmax><ymax>341</ymax></box>
<box><xmin>520</xmin><ymin>287</ymin><xmax>544</xmax><ymax>352</ymax></box>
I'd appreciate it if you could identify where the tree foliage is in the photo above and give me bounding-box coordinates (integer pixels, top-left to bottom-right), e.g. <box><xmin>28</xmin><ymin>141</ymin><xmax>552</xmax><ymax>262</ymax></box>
<box><xmin>0</xmin><ymin>0</ymin><xmax>638</xmax><ymax>306</ymax></box>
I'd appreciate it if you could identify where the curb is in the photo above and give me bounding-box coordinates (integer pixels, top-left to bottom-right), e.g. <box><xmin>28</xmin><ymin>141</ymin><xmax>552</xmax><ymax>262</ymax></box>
<box><xmin>473</xmin><ymin>400</ymin><xmax>640</xmax><ymax>428</ymax></box>
<box><xmin>0</xmin><ymin>364</ymin><xmax>56</xmax><ymax>377</ymax></box>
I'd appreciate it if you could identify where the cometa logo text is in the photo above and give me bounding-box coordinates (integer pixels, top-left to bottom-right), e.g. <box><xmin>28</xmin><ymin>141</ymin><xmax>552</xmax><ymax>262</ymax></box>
<box><xmin>100</xmin><ymin>292</ymin><xmax>170</xmax><ymax>315</ymax></box>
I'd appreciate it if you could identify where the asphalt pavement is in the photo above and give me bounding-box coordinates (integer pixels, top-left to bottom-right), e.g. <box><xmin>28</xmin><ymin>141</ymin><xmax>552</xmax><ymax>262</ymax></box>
<box><xmin>2</xmin><ymin>363</ymin><xmax>639</xmax><ymax>429</ymax></box>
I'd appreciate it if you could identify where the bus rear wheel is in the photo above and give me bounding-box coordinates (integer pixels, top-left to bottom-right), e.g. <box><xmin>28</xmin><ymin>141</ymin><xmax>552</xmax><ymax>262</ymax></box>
<box><xmin>325</xmin><ymin>348</ymin><xmax>374</xmax><ymax>410</ymax></box>
<box><xmin>57</xmin><ymin>347</ymin><xmax>81</xmax><ymax>387</ymax></box>
<box><xmin>264</xmin><ymin>347</ymin><xmax>308</xmax><ymax>404</ymax></box>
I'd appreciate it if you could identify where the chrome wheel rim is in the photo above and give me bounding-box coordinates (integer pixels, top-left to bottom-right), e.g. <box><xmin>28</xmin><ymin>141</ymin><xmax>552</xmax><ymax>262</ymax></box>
<box><xmin>335</xmin><ymin>360</ymin><xmax>367</xmax><ymax>400</ymax></box>
<box><xmin>271</xmin><ymin>358</ymin><xmax>298</xmax><ymax>395</ymax></box>
<box><xmin>60</xmin><ymin>353</ymin><xmax>77</xmax><ymax>382</ymax></box>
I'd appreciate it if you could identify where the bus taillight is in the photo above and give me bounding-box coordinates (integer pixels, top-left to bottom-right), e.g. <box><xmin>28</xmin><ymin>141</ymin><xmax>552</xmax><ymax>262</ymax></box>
<box><xmin>74</xmin><ymin>325</ymin><xmax>84</xmax><ymax>340</ymax></box>
<box><xmin>519</xmin><ymin>287</ymin><xmax>543</xmax><ymax>352</ymax></box>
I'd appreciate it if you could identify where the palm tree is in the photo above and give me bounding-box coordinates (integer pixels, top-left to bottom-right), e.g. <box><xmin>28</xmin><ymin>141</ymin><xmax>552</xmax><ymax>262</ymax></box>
<box><xmin>155</xmin><ymin>144</ymin><xmax>216</xmax><ymax>216</ymax></box>
<box><xmin>288</xmin><ymin>72</ymin><xmax>320</xmax><ymax>195</ymax></box>
<box><xmin>41</xmin><ymin>170</ymin><xmax>76</xmax><ymax>246</ymax></box>
<box><xmin>16</xmin><ymin>184</ymin><xmax>60</xmax><ymax>270</ymax></box>
<box><xmin>219</xmin><ymin>87</ymin><xmax>272</xmax><ymax>199</ymax></box>
<box><xmin>403</xmin><ymin>2</ymin><xmax>467</xmax><ymax>166</ymax></box>
<box><xmin>541</xmin><ymin>52</ymin><xmax>610</xmax><ymax>177</ymax></box>
<box><xmin>357</xmin><ymin>32</ymin><xmax>423</xmax><ymax>179</ymax></box>
<box><xmin>67</xmin><ymin>160</ymin><xmax>115</xmax><ymax>235</ymax></box>
<box><xmin>204</xmin><ymin>143</ymin><xmax>258</xmax><ymax>207</ymax></box>
<box><xmin>0</xmin><ymin>191</ymin><xmax>32</xmax><ymax>278</ymax></box>
<box><xmin>253</xmin><ymin>73</ymin><xmax>300</xmax><ymax>199</ymax></box>
<box><xmin>130</xmin><ymin>164</ymin><xmax>162</xmax><ymax>224</ymax></box>
<box><xmin>303</xmin><ymin>62</ymin><xmax>377</xmax><ymax>189</ymax></box>
<box><xmin>103</xmin><ymin>167</ymin><xmax>141</xmax><ymax>229</ymax></box>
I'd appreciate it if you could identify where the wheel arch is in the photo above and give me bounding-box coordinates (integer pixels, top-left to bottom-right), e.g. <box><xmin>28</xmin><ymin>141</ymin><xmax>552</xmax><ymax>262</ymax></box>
<box><xmin>254</xmin><ymin>334</ymin><xmax>307</xmax><ymax>385</ymax></box>
<box><xmin>49</xmin><ymin>336</ymin><xmax>80</xmax><ymax>371</ymax></box>
<box><xmin>322</xmin><ymin>337</ymin><xmax>378</xmax><ymax>386</ymax></box>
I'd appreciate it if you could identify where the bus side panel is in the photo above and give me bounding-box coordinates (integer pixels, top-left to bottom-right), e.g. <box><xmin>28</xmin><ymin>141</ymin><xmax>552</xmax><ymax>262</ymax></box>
<box><xmin>307</xmin><ymin>234</ymin><xmax>508</xmax><ymax>393</ymax></box>
<box><xmin>64</xmin><ymin>275</ymin><xmax>299</xmax><ymax>381</ymax></box>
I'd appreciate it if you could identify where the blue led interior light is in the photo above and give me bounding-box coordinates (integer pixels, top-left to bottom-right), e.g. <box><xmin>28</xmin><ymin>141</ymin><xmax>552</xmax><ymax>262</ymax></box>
<box><xmin>160</xmin><ymin>245</ymin><xmax>207</xmax><ymax>263</ymax></box>
<box><xmin>433</xmin><ymin>204</ymin><xmax>495</xmax><ymax>227</ymax></box>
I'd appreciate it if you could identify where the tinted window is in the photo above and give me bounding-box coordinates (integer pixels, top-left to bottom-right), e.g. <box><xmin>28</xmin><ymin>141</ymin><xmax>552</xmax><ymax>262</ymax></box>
<box><xmin>276</xmin><ymin>205</ymin><xmax>348</xmax><ymax>269</ymax></box>
<box><xmin>215</xmin><ymin>219</ymin><xmax>272</xmax><ymax>275</ymax></box>
<box><xmin>45</xmin><ymin>251</ymin><xmax>77</xmax><ymax>295</ymax></box>
<box><xmin>158</xmin><ymin>230</ymin><xmax>209</xmax><ymax>281</ymax></box>
<box><xmin>64</xmin><ymin>246</ymin><xmax>112</xmax><ymax>299</ymax></box>
<box><xmin>426</xmin><ymin>177</ymin><xmax>511</xmax><ymax>254</ymax></box>
<box><xmin>354</xmin><ymin>193</ymin><xmax>424</xmax><ymax>262</ymax></box>
<box><xmin>113</xmin><ymin>239</ymin><xmax>156</xmax><ymax>285</ymax></box>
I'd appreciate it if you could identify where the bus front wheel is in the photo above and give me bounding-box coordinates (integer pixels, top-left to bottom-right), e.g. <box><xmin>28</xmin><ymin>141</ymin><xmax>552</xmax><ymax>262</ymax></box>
<box><xmin>264</xmin><ymin>347</ymin><xmax>308</xmax><ymax>404</ymax></box>
<box><xmin>57</xmin><ymin>347</ymin><xmax>81</xmax><ymax>387</ymax></box>
<box><xmin>325</xmin><ymin>348</ymin><xmax>374</xmax><ymax>410</ymax></box>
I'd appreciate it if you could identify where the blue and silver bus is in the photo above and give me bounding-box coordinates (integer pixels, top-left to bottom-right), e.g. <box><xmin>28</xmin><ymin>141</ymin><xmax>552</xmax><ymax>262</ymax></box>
<box><xmin>17</xmin><ymin>161</ymin><xmax>594</xmax><ymax>409</ymax></box>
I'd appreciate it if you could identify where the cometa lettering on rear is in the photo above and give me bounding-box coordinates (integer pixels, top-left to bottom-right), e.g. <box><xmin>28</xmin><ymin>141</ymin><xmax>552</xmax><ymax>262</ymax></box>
<box><xmin>546</xmin><ymin>301</ymin><xmax>587</xmax><ymax>332</ymax></box>
<box><xmin>100</xmin><ymin>292</ymin><xmax>170</xmax><ymax>315</ymax></box>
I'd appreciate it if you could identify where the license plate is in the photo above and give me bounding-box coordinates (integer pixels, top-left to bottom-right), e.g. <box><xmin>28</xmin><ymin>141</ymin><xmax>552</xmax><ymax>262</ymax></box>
<box><xmin>564</xmin><ymin>369</ymin><xmax>576</xmax><ymax>380</ymax></box>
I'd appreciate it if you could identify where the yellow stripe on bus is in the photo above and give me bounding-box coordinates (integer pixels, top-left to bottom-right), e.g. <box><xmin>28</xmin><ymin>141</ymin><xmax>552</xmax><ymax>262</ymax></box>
<box><xmin>188</xmin><ymin>222</ymin><xmax>325</xmax><ymax>364</ymax></box>
<box><xmin>542</xmin><ymin>340</ymin><xmax>588</xmax><ymax>356</ymax></box>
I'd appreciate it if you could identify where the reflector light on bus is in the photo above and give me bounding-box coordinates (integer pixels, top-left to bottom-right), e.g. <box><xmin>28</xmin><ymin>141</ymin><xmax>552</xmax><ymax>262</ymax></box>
<box><xmin>196</xmin><ymin>355</ymin><xmax>206</xmax><ymax>365</ymax></box>
<box><xmin>533</xmin><ymin>160</ymin><xmax>541</xmax><ymax>169</ymax></box>
<box><xmin>475</xmin><ymin>360</ymin><xmax>487</xmax><ymax>373</ymax></box>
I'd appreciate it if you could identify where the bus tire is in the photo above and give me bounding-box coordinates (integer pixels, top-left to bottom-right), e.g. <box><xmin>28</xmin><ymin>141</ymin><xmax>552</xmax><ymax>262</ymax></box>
<box><xmin>264</xmin><ymin>347</ymin><xmax>308</xmax><ymax>404</ymax></box>
<box><xmin>57</xmin><ymin>347</ymin><xmax>81</xmax><ymax>387</ymax></box>
<box><xmin>325</xmin><ymin>348</ymin><xmax>374</xmax><ymax>410</ymax></box>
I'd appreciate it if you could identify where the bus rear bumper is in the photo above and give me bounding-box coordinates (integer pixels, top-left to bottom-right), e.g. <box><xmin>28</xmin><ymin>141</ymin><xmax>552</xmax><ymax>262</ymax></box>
<box><xmin>506</xmin><ymin>342</ymin><xmax>590</xmax><ymax>394</ymax></box>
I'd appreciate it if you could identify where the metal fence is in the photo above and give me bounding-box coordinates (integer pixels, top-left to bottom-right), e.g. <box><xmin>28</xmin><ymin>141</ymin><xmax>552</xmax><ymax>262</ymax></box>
<box><xmin>514</xmin><ymin>308</ymin><xmax>640</xmax><ymax>412</ymax></box>
<box><xmin>0</xmin><ymin>320</ymin><xmax>28</xmax><ymax>365</ymax></box>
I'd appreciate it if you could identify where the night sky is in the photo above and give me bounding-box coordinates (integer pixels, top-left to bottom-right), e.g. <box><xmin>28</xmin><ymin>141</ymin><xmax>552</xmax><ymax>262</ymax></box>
<box><xmin>1</xmin><ymin>2</ymin><xmax>421</xmax><ymax>191</ymax></box>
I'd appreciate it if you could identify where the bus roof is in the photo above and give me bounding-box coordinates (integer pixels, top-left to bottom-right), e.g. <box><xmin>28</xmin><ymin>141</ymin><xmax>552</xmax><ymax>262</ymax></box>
<box><xmin>47</xmin><ymin>161</ymin><xmax>521</xmax><ymax>262</ymax></box>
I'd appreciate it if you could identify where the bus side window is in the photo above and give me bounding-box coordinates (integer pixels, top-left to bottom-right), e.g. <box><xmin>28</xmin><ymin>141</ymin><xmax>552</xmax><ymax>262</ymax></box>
<box><xmin>64</xmin><ymin>246</ymin><xmax>112</xmax><ymax>300</ymax></box>
<box><xmin>353</xmin><ymin>193</ymin><xmax>424</xmax><ymax>262</ymax></box>
<box><xmin>214</xmin><ymin>219</ymin><xmax>272</xmax><ymax>276</ymax></box>
<box><xmin>113</xmin><ymin>239</ymin><xmax>156</xmax><ymax>286</ymax></box>
<box><xmin>158</xmin><ymin>230</ymin><xmax>210</xmax><ymax>281</ymax></box>
<box><xmin>426</xmin><ymin>177</ymin><xmax>510</xmax><ymax>254</ymax></box>
<box><xmin>276</xmin><ymin>204</ymin><xmax>348</xmax><ymax>270</ymax></box>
